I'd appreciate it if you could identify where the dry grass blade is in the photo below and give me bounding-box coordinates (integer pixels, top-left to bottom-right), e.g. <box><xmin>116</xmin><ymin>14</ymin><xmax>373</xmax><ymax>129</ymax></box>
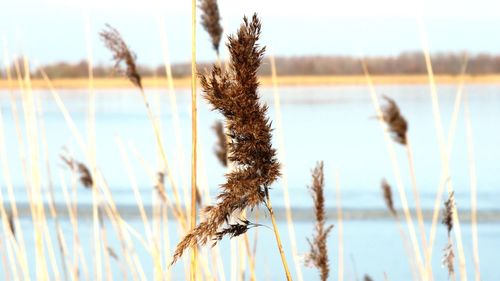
<box><xmin>305</xmin><ymin>161</ymin><xmax>333</xmax><ymax>281</ymax></box>
<box><xmin>381</xmin><ymin>179</ymin><xmax>396</xmax><ymax>216</ymax></box>
<box><xmin>381</xmin><ymin>96</ymin><xmax>408</xmax><ymax>145</ymax></box>
<box><xmin>171</xmin><ymin>13</ymin><xmax>281</xmax><ymax>265</ymax></box>
<box><xmin>99</xmin><ymin>24</ymin><xmax>142</xmax><ymax>89</ymax></box>
<box><xmin>60</xmin><ymin>153</ymin><xmax>93</xmax><ymax>188</ymax></box>
<box><xmin>198</xmin><ymin>0</ymin><xmax>223</xmax><ymax>54</ymax></box>
<box><xmin>213</xmin><ymin>121</ymin><xmax>228</xmax><ymax>167</ymax></box>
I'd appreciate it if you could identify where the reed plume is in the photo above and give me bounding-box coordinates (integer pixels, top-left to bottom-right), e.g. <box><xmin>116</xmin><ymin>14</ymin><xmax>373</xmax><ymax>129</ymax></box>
<box><xmin>381</xmin><ymin>179</ymin><xmax>396</xmax><ymax>216</ymax></box>
<box><xmin>442</xmin><ymin>241</ymin><xmax>455</xmax><ymax>278</ymax></box>
<box><xmin>442</xmin><ymin>192</ymin><xmax>454</xmax><ymax>234</ymax></box>
<box><xmin>198</xmin><ymin>0</ymin><xmax>223</xmax><ymax>54</ymax></box>
<box><xmin>213</xmin><ymin>121</ymin><xmax>228</xmax><ymax>167</ymax></box>
<box><xmin>442</xmin><ymin>192</ymin><xmax>456</xmax><ymax>278</ymax></box>
<box><xmin>381</xmin><ymin>96</ymin><xmax>408</xmax><ymax>145</ymax></box>
<box><xmin>99</xmin><ymin>24</ymin><xmax>142</xmax><ymax>89</ymax></box>
<box><xmin>61</xmin><ymin>154</ymin><xmax>93</xmax><ymax>188</ymax></box>
<box><xmin>171</xmin><ymin>13</ymin><xmax>281</xmax><ymax>265</ymax></box>
<box><xmin>305</xmin><ymin>161</ymin><xmax>333</xmax><ymax>281</ymax></box>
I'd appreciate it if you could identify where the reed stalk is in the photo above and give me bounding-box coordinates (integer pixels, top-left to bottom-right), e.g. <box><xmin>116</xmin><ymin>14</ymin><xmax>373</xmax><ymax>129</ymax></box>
<box><xmin>157</xmin><ymin>15</ymin><xmax>191</xmax><ymax>224</ymax></box>
<box><xmin>270</xmin><ymin>54</ymin><xmax>304</xmax><ymax>281</ymax></box>
<box><xmin>427</xmin><ymin>54</ymin><xmax>468</xmax><ymax>262</ymax></box>
<box><xmin>464</xmin><ymin>94</ymin><xmax>480</xmax><ymax>281</ymax></box>
<box><xmin>361</xmin><ymin>59</ymin><xmax>426</xmax><ymax>280</ymax></box>
<box><xmin>1</xmin><ymin>42</ymin><xmax>30</xmax><ymax>279</ymax></box>
<box><xmin>191</xmin><ymin>0</ymin><xmax>199</xmax><ymax>279</ymax></box>
<box><xmin>381</xmin><ymin>179</ymin><xmax>420</xmax><ymax>281</ymax></box>
<box><xmin>99</xmin><ymin>25</ymin><xmax>187</xmax><ymax>227</ymax></box>
<box><xmin>379</xmin><ymin>95</ymin><xmax>432</xmax><ymax>279</ymax></box>
<box><xmin>335</xmin><ymin>169</ymin><xmax>344</xmax><ymax>281</ymax></box>
<box><xmin>417</xmin><ymin>18</ymin><xmax>467</xmax><ymax>280</ymax></box>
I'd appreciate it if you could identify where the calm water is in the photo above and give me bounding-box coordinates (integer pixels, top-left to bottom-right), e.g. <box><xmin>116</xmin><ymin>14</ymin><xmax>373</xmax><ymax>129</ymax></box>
<box><xmin>0</xmin><ymin>84</ymin><xmax>499</xmax><ymax>279</ymax></box>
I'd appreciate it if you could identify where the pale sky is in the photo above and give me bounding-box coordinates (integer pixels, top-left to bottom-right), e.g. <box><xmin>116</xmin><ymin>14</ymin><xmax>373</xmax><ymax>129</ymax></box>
<box><xmin>2</xmin><ymin>0</ymin><xmax>500</xmax><ymax>66</ymax></box>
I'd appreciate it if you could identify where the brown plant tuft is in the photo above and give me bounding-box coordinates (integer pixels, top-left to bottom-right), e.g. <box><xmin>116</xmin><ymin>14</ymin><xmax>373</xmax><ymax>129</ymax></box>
<box><xmin>442</xmin><ymin>191</ymin><xmax>454</xmax><ymax>234</ymax></box>
<box><xmin>305</xmin><ymin>161</ymin><xmax>333</xmax><ymax>281</ymax></box>
<box><xmin>364</xmin><ymin>274</ymin><xmax>374</xmax><ymax>281</ymax></box>
<box><xmin>7</xmin><ymin>212</ymin><xmax>15</xmax><ymax>238</ymax></box>
<box><xmin>442</xmin><ymin>240</ymin><xmax>455</xmax><ymax>277</ymax></box>
<box><xmin>381</xmin><ymin>178</ymin><xmax>396</xmax><ymax>216</ymax></box>
<box><xmin>171</xmin><ymin>14</ymin><xmax>280</xmax><ymax>265</ymax></box>
<box><xmin>198</xmin><ymin>0</ymin><xmax>223</xmax><ymax>54</ymax></box>
<box><xmin>107</xmin><ymin>247</ymin><xmax>119</xmax><ymax>261</ymax></box>
<box><xmin>213</xmin><ymin>121</ymin><xmax>228</xmax><ymax>167</ymax></box>
<box><xmin>61</xmin><ymin>154</ymin><xmax>93</xmax><ymax>188</ymax></box>
<box><xmin>381</xmin><ymin>96</ymin><xmax>408</xmax><ymax>145</ymax></box>
<box><xmin>99</xmin><ymin>24</ymin><xmax>142</xmax><ymax>89</ymax></box>
<box><xmin>155</xmin><ymin>171</ymin><xmax>168</xmax><ymax>202</ymax></box>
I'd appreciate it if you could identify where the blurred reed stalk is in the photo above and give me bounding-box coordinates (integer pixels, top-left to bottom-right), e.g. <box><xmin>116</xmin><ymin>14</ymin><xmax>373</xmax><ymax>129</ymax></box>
<box><xmin>191</xmin><ymin>0</ymin><xmax>199</xmax><ymax>278</ymax></box>
<box><xmin>99</xmin><ymin>25</ymin><xmax>187</xmax><ymax>228</ymax></box>
<box><xmin>305</xmin><ymin>162</ymin><xmax>333</xmax><ymax>281</ymax></box>
<box><xmin>380</xmin><ymin>96</ymin><xmax>432</xmax><ymax>278</ymax></box>
<box><xmin>335</xmin><ymin>169</ymin><xmax>344</xmax><ymax>281</ymax></box>
<box><xmin>157</xmin><ymin>15</ymin><xmax>191</xmax><ymax>232</ymax></box>
<box><xmin>381</xmin><ymin>179</ymin><xmax>419</xmax><ymax>281</ymax></box>
<box><xmin>417</xmin><ymin>18</ymin><xmax>467</xmax><ymax>281</ymax></box>
<box><xmin>34</xmin><ymin>86</ymin><xmax>71</xmax><ymax>281</ymax></box>
<box><xmin>442</xmin><ymin>192</ymin><xmax>456</xmax><ymax>280</ymax></box>
<box><xmin>270</xmin><ymin>54</ymin><xmax>304</xmax><ymax>281</ymax></box>
<box><xmin>427</xmin><ymin>54</ymin><xmax>469</xmax><ymax>268</ymax></box>
<box><xmin>40</xmin><ymin>67</ymin><xmax>149</xmax><ymax>280</ymax></box>
<box><xmin>360</xmin><ymin>59</ymin><xmax>426</xmax><ymax>280</ymax></box>
<box><xmin>464</xmin><ymin>94</ymin><xmax>480</xmax><ymax>281</ymax></box>
<box><xmin>19</xmin><ymin>56</ymin><xmax>50</xmax><ymax>280</ymax></box>
<box><xmin>84</xmin><ymin>15</ymin><xmax>105</xmax><ymax>281</ymax></box>
<box><xmin>1</xmin><ymin>41</ymin><xmax>30</xmax><ymax>279</ymax></box>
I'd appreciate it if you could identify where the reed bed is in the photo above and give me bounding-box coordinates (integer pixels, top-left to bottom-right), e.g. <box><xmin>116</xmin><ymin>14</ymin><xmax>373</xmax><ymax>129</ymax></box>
<box><xmin>0</xmin><ymin>3</ymin><xmax>490</xmax><ymax>281</ymax></box>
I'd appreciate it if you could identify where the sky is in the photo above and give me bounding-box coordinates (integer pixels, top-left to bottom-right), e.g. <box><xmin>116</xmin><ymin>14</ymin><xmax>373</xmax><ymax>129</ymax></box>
<box><xmin>2</xmin><ymin>0</ymin><xmax>500</xmax><ymax>66</ymax></box>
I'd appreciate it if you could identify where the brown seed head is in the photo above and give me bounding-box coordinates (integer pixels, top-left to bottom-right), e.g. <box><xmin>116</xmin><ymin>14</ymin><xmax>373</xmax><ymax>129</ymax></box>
<box><xmin>61</xmin><ymin>154</ymin><xmax>93</xmax><ymax>188</ymax></box>
<box><xmin>364</xmin><ymin>274</ymin><xmax>374</xmax><ymax>281</ymax></box>
<box><xmin>381</xmin><ymin>96</ymin><xmax>408</xmax><ymax>145</ymax></box>
<box><xmin>99</xmin><ymin>24</ymin><xmax>142</xmax><ymax>89</ymax></box>
<box><xmin>7</xmin><ymin>212</ymin><xmax>15</xmax><ymax>238</ymax></box>
<box><xmin>305</xmin><ymin>161</ymin><xmax>333</xmax><ymax>281</ymax></box>
<box><xmin>442</xmin><ymin>191</ymin><xmax>455</xmax><ymax>234</ymax></box>
<box><xmin>199</xmin><ymin>0</ymin><xmax>223</xmax><ymax>54</ymax></box>
<box><xmin>381</xmin><ymin>178</ymin><xmax>396</xmax><ymax>216</ymax></box>
<box><xmin>442</xmin><ymin>240</ymin><xmax>455</xmax><ymax>277</ymax></box>
<box><xmin>171</xmin><ymin>14</ymin><xmax>280</xmax><ymax>265</ymax></box>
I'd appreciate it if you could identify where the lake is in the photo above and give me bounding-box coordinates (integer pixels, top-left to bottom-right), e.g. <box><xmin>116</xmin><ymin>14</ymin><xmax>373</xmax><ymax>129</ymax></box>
<box><xmin>0</xmin><ymin>84</ymin><xmax>499</xmax><ymax>280</ymax></box>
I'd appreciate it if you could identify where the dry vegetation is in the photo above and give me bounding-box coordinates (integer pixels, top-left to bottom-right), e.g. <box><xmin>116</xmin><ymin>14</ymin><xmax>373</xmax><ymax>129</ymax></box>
<box><xmin>0</xmin><ymin>0</ymin><xmax>485</xmax><ymax>280</ymax></box>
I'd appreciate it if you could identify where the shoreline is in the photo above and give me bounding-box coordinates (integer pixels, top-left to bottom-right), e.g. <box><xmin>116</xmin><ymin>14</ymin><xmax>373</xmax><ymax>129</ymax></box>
<box><xmin>3</xmin><ymin>75</ymin><xmax>500</xmax><ymax>89</ymax></box>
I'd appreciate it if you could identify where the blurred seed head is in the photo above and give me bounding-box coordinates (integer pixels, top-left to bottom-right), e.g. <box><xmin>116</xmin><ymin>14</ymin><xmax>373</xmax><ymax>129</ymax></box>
<box><xmin>100</xmin><ymin>24</ymin><xmax>142</xmax><ymax>90</ymax></box>
<box><xmin>199</xmin><ymin>0</ymin><xmax>223</xmax><ymax>54</ymax></box>
<box><xmin>381</xmin><ymin>96</ymin><xmax>408</xmax><ymax>145</ymax></box>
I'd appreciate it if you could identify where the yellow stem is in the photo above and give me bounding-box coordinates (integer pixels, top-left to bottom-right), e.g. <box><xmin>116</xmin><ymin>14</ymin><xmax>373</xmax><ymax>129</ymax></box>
<box><xmin>265</xmin><ymin>197</ymin><xmax>293</xmax><ymax>281</ymax></box>
<box><xmin>190</xmin><ymin>0</ymin><xmax>198</xmax><ymax>279</ymax></box>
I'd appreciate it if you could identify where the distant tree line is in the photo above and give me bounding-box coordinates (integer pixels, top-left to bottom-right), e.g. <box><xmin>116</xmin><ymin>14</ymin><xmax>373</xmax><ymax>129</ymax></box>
<box><xmin>2</xmin><ymin>52</ymin><xmax>500</xmax><ymax>79</ymax></box>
